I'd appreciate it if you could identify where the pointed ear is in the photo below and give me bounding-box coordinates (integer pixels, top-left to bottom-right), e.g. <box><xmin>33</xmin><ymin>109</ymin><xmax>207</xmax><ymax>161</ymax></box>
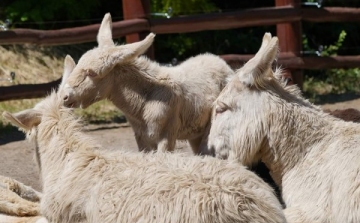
<box><xmin>2</xmin><ymin>110</ymin><xmax>41</xmax><ymax>131</ymax></box>
<box><xmin>262</xmin><ymin>37</ymin><xmax>279</xmax><ymax>65</ymax></box>
<box><xmin>117</xmin><ymin>33</ymin><xmax>155</xmax><ymax>61</ymax></box>
<box><xmin>59</xmin><ymin>55</ymin><xmax>76</xmax><ymax>89</ymax></box>
<box><xmin>256</xmin><ymin>32</ymin><xmax>272</xmax><ymax>57</ymax></box>
<box><xmin>238</xmin><ymin>36</ymin><xmax>279</xmax><ymax>87</ymax></box>
<box><xmin>99</xmin><ymin>33</ymin><xmax>155</xmax><ymax>73</ymax></box>
<box><xmin>97</xmin><ymin>13</ymin><xmax>115</xmax><ymax>47</ymax></box>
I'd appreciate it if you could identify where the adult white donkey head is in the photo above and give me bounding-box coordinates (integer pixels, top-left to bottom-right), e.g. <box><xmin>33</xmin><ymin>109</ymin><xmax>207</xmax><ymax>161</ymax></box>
<box><xmin>207</xmin><ymin>33</ymin><xmax>282</xmax><ymax>165</ymax></box>
<box><xmin>60</xmin><ymin>13</ymin><xmax>155</xmax><ymax>109</ymax></box>
<box><xmin>3</xmin><ymin>55</ymin><xmax>75</xmax><ymax>133</ymax></box>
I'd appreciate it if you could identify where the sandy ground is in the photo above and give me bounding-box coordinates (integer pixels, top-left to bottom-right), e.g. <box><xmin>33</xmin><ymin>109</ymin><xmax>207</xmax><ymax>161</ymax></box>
<box><xmin>0</xmin><ymin>97</ymin><xmax>359</xmax><ymax>192</ymax></box>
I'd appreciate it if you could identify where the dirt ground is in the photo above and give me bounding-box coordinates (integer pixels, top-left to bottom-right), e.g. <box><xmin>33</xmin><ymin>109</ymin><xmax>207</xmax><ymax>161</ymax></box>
<box><xmin>1</xmin><ymin>97</ymin><xmax>360</xmax><ymax>192</ymax></box>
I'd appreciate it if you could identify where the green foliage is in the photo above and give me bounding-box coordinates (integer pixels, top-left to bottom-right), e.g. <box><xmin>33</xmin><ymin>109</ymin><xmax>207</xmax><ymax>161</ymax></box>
<box><xmin>151</xmin><ymin>0</ymin><xmax>218</xmax><ymax>16</ymax></box>
<box><xmin>4</xmin><ymin>0</ymin><xmax>99</xmax><ymax>28</ymax></box>
<box><xmin>325</xmin><ymin>68</ymin><xmax>360</xmax><ymax>93</ymax></box>
<box><xmin>320</xmin><ymin>30</ymin><xmax>346</xmax><ymax>57</ymax></box>
<box><xmin>303</xmin><ymin>30</ymin><xmax>360</xmax><ymax>100</ymax></box>
<box><xmin>154</xmin><ymin>27</ymin><xmax>275</xmax><ymax>63</ymax></box>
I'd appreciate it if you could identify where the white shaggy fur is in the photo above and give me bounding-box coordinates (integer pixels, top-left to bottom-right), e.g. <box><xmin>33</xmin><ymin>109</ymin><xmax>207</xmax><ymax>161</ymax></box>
<box><xmin>0</xmin><ymin>214</ymin><xmax>47</xmax><ymax>223</ymax></box>
<box><xmin>2</xmin><ymin>56</ymin><xmax>286</xmax><ymax>223</ymax></box>
<box><xmin>60</xmin><ymin>13</ymin><xmax>235</xmax><ymax>154</ymax></box>
<box><xmin>0</xmin><ymin>175</ymin><xmax>47</xmax><ymax>223</ymax></box>
<box><xmin>207</xmin><ymin>33</ymin><xmax>360</xmax><ymax>223</ymax></box>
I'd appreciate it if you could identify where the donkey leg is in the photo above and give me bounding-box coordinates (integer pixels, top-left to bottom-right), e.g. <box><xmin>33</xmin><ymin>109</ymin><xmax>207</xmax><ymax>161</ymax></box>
<box><xmin>0</xmin><ymin>187</ymin><xmax>40</xmax><ymax>216</ymax></box>
<box><xmin>157</xmin><ymin>137</ymin><xmax>176</xmax><ymax>153</ymax></box>
<box><xmin>0</xmin><ymin>175</ymin><xmax>42</xmax><ymax>202</ymax></box>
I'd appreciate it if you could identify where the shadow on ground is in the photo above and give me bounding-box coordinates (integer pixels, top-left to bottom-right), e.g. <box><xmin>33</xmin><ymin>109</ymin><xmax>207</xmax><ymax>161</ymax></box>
<box><xmin>0</xmin><ymin>126</ymin><xmax>25</xmax><ymax>145</ymax></box>
<box><xmin>311</xmin><ymin>92</ymin><xmax>360</xmax><ymax>105</ymax></box>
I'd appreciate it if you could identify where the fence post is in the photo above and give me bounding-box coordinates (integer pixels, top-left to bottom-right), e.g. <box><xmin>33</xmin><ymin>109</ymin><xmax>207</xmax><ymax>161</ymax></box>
<box><xmin>122</xmin><ymin>0</ymin><xmax>154</xmax><ymax>59</ymax></box>
<box><xmin>275</xmin><ymin>0</ymin><xmax>303</xmax><ymax>88</ymax></box>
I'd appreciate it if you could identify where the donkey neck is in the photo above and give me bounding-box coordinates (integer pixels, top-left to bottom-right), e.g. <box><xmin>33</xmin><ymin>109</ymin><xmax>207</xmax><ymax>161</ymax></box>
<box><xmin>260</xmin><ymin>97</ymin><xmax>334</xmax><ymax>186</ymax></box>
<box><xmin>108</xmin><ymin>56</ymin><xmax>173</xmax><ymax>120</ymax></box>
<box><xmin>35</xmin><ymin>99</ymin><xmax>99</xmax><ymax>184</ymax></box>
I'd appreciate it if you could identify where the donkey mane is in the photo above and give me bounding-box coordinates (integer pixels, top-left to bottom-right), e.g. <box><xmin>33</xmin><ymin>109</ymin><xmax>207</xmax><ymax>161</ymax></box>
<box><xmin>257</xmin><ymin>66</ymin><xmax>322</xmax><ymax>111</ymax></box>
<box><xmin>123</xmin><ymin>56</ymin><xmax>168</xmax><ymax>84</ymax></box>
<box><xmin>29</xmin><ymin>91</ymin><xmax>99</xmax><ymax>157</ymax></box>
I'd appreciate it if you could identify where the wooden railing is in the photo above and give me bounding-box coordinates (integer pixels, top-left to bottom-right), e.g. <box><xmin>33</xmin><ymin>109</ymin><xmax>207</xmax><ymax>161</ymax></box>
<box><xmin>0</xmin><ymin>0</ymin><xmax>359</xmax><ymax>101</ymax></box>
<box><xmin>2</xmin><ymin>6</ymin><xmax>360</xmax><ymax>45</ymax></box>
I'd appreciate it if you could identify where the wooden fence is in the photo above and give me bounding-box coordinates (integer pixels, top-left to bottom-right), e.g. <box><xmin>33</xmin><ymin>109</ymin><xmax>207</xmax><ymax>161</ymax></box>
<box><xmin>0</xmin><ymin>0</ymin><xmax>360</xmax><ymax>101</ymax></box>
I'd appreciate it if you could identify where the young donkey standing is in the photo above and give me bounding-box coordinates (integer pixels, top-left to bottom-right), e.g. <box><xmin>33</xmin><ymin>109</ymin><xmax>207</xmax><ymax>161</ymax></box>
<box><xmin>2</xmin><ymin>56</ymin><xmax>286</xmax><ymax>223</ymax></box>
<box><xmin>208</xmin><ymin>33</ymin><xmax>360</xmax><ymax>223</ymax></box>
<box><xmin>60</xmin><ymin>13</ymin><xmax>235</xmax><ymax>154</ymax></box>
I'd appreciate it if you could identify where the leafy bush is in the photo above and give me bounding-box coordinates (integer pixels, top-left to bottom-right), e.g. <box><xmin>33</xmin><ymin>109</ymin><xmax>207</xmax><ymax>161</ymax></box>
<box><xmin>151</xmin><ymin>0</ymin><xmax>217</xmax><ymax>16</ymax></box>
<box><xmin>303</xmin><ymin>30</ymin><xmax>360</xmax><ymax>100</ymax></box>
<box><xmin>0</xmin><ymin>0</ymin><xmax>125</xmax><ymax>29</ymax></box>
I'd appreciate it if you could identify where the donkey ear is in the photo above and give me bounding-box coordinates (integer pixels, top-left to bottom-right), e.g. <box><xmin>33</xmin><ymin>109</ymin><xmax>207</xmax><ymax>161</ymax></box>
<box><xmin>116</xmin><ymin>33</ymin><xmax>155</xmax><ymax>61</ymax></box>
<box><xmin>262</xmin><ymin>37</ymin><xmax>279</xmax><ymax>65</ymax></box>
<box><xmin>257</xmin><ymin>32</ymin><xmax>272</xmax><ymax>57</ymax></box>
<box><xmin>238</xmin><ymin>35</ymin><xmax>279</xmax><ymax>87</ymax></box>
<box><xmin>97</xmin><ymin>13</ymin><xmax>115</xmax><ymax>47</ymax></box>
<box><xmin>2</xmin><ymin>110</ymin><xmax>41</xmax><ymax>131</ymax></box>
<box><xmin>59</xmin><ymin>55</ymin><xmax>76</xmax><ymax>89</ymax></box>
<box><xmin>100</xmin><ymin>33</ymin><xmax>155</xmax><ymax>72</ymax></box>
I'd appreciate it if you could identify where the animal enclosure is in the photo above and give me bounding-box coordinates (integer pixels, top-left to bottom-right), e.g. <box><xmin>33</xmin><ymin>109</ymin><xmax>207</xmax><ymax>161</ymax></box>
<box><xmin>0</xmin><ymin>0</ymin><xmax>360</xmax><ymax>101</ymax></box>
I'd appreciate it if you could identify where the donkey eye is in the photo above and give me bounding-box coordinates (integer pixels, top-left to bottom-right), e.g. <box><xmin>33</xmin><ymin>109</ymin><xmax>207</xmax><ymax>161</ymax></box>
<box><xmin>215</xmin><ymin>106</ymin><xmax>226</xmax><ymax>114</ymax></box>
<box><xmin>215</xmin><ymin>101</ymin><xmax>230</xmax><ymax>114</ymax></box>
<box><xmin>85</xmin><ymin>69</ymin><xmax>97</xmax><ymax>77</ymax></box>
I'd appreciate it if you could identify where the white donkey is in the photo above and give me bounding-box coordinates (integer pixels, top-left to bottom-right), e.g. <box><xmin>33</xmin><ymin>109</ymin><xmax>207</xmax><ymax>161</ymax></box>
<box><xmin>3</xmin><ymin>55</ymin><xmax>286</xmax><ymax>223</ymax></box>
<box><xmin>208</xmin><ymin>33</ymin><xmax>360</xmax><ymax>223</ymax></box>
<box><xmin>60</xmin><ymin>13</ymin><xmax>235</xmax><ymax>154</ymax></box>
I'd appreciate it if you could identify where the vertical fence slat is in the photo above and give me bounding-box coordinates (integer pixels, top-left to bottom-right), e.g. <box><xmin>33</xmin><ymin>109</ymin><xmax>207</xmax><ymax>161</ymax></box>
<box><xmin>122</xmin><ymin>0</ymin><xmax>154</xmax><ymax>59</ymax></box>
<box><xmin>276</xmin><ymin>0</ymin><xmax>303</xmax><ymax>87</ymax></box>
